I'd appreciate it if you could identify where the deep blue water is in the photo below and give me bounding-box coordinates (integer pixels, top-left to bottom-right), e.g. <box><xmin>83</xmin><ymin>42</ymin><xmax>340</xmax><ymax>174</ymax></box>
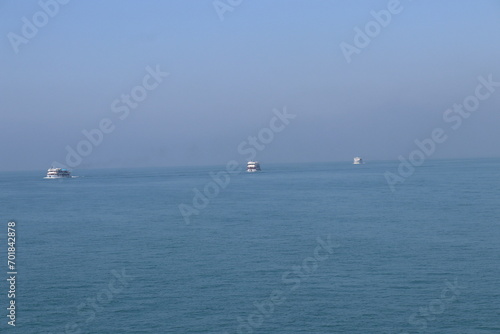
<box><xmin>1</xmin><ymin>159</ymin><xmax>499</xmax><ymax>333</ymax></box>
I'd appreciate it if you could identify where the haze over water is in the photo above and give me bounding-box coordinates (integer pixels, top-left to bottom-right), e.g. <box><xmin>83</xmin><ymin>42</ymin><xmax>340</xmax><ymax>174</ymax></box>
<box><xmin>1</xmin><ymin>1</ymin><xmax>500</xmax><ymax>171</ymax></box>
<box><xmin>1</xmin><ymin>1</ymin><xmax>500</xmax><ymax>333</ymax></box>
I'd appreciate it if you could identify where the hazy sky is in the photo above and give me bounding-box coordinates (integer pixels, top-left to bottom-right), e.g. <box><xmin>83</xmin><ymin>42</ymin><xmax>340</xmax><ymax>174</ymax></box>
<box><xmin>1</xmin><ymin>0</ymin><xmax>499</xmax><ymax>171</ymax></box>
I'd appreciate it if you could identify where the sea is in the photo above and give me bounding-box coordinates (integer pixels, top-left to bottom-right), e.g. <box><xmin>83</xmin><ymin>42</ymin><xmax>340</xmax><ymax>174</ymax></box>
<box><xmin>1</xmin><ymin>158</ymin><xmax>499</xmax><ymax>333</ymax></box>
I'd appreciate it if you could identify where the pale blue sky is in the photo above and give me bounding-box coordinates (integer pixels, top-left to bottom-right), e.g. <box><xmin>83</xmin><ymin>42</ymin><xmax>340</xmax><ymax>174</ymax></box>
<box><xmin>1</xmin><ymin>0</ymin><xmax>499</xmax><ymax>171</ymax></box>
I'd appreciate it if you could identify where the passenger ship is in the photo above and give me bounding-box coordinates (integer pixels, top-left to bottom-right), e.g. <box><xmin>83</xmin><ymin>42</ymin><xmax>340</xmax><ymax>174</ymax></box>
<box><xmin>353</xmin><ymin>157</ymin><xmax>364</xmax><ymax>165</ymax></box>
<box><xmin>44</xmin><ymin>167</ymin><xmax>72</xmax><ymax>179</ymax></box>
<box><xmin>247</xmin><ymin>161</ymin><xmax>261</xmax><ymax>172</ymax></box>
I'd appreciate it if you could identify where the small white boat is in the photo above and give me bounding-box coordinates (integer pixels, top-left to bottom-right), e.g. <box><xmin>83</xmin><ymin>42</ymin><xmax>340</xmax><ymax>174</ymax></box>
<box><xmin>44</xmin><ymin>167</ymin><xmax>71</xmax><ymax>179</ymax></box>
<box><xmin>247</xmin><ymin>161</ymin><xmax>261</xmax><ymax>172</ymax></box>
<box><xmin>353</xmin><ymin>157</ymin><xmax>364</xmax><ymax>165</ymax></box>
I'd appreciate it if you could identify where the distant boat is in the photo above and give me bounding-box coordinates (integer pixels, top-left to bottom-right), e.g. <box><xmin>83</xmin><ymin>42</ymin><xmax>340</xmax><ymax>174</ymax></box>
<box><xmin>353</xmin><ymin>157</ymin><xmax>364</xmax><ymax>165</ymax></box>
<box><xmin>247</xmin><ymin>161</ymin><xmax>261</xmax><ymax>172</ymax></box>
<box><xmin>44</xmin><ymin>167</ymin><xmax>71</xmax><ymax>179</ymax></box>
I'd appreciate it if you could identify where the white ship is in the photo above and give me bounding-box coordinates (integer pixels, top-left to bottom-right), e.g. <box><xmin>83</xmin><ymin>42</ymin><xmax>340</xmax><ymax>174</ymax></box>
<box><xmin>44</xmin><ymin>167</ymin><xmax>71</xmax><ymax>179</ymax></box>
<box><xmin>353</xmin><ymin>157</ymin><xmax>364</xmax><ymax>165</ymax></box>
<box><xmin>247</xmin><ymin>161</ymin><xmax>261</xmax><ymax>172</ymax></box>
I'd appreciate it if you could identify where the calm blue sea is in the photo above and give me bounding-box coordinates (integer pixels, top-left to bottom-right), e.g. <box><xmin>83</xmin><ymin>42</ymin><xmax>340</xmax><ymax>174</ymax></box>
<box><xmin>1</xmin><ymin>159</ymin><xmax>499</xmax><ymax>333</ymax></box>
